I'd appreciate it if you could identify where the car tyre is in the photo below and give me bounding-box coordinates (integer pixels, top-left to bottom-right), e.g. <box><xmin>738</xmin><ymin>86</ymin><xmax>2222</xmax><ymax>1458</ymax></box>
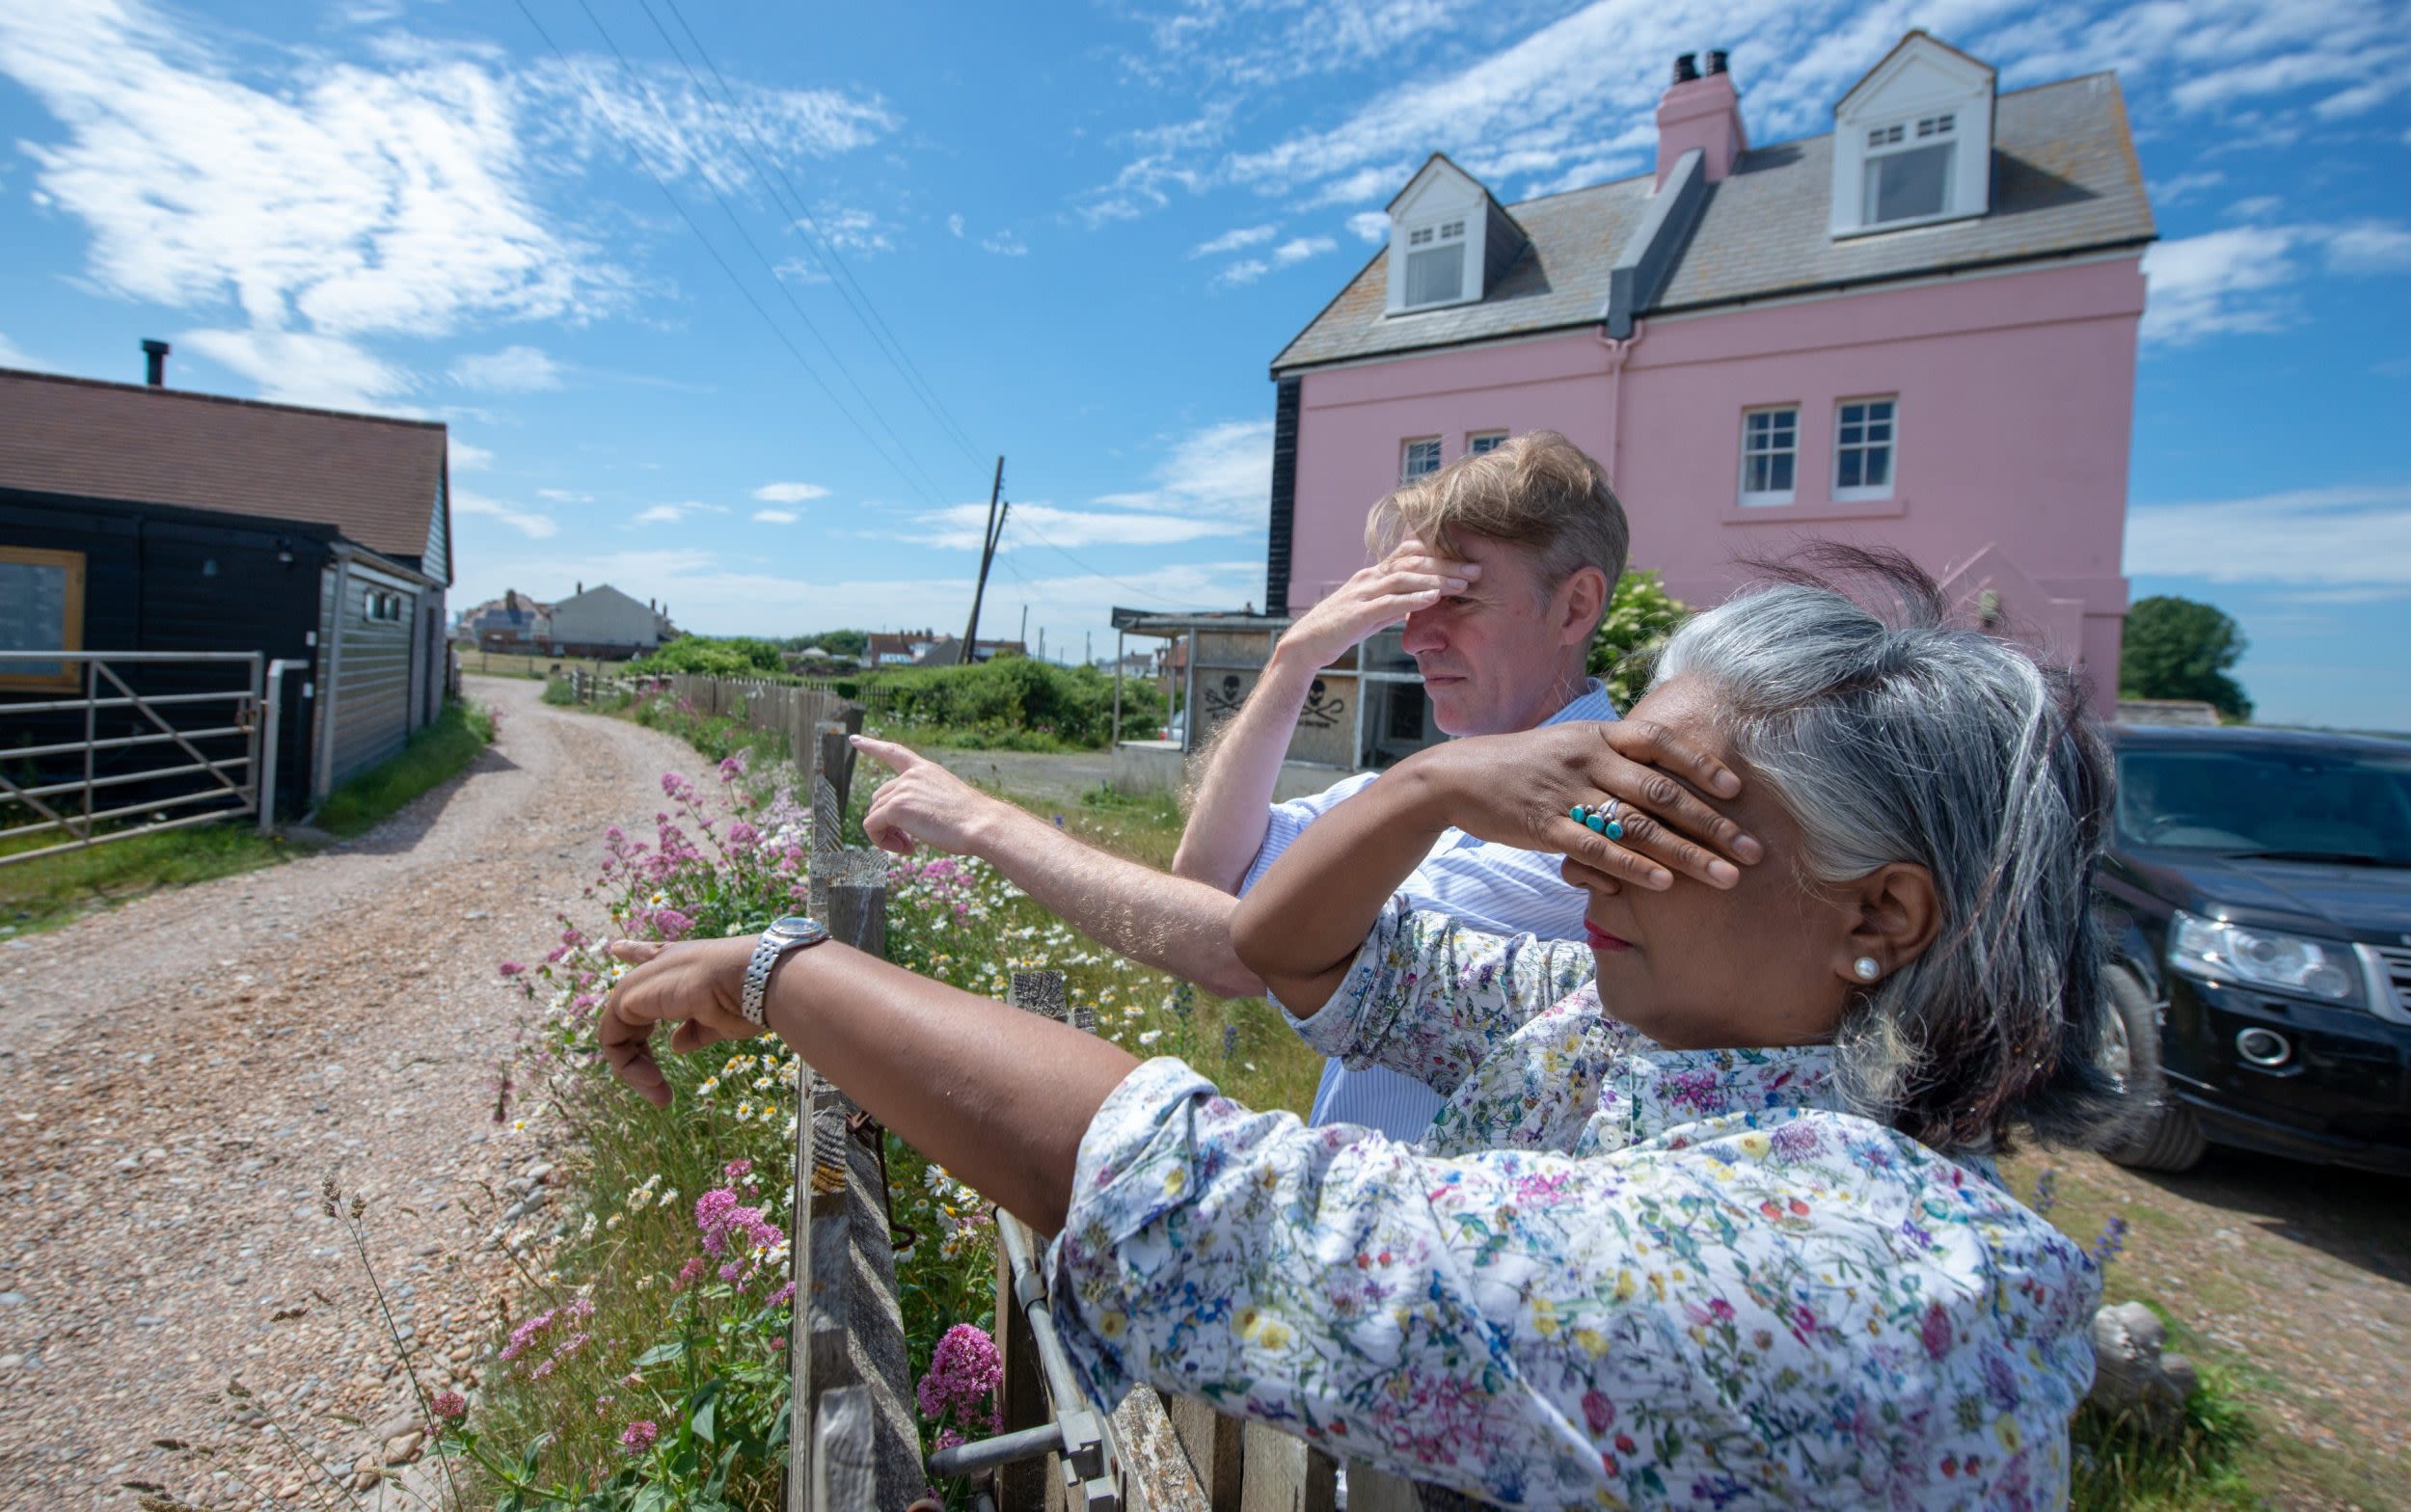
<box><xmin>2099</xmin><ymin>968</ymin><xmax>2208</xmax><ymax>1173</ymax></box>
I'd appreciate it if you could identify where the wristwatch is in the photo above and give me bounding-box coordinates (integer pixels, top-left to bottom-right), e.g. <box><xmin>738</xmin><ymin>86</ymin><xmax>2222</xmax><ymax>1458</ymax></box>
<box><xmin>741</xmin><ymin>915</ymin><xmax>831</xmax><ymax>1026</ymax></box>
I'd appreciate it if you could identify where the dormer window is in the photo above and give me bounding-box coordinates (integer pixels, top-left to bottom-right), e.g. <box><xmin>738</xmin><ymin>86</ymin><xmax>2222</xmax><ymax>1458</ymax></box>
<box><xmin>1382</xmin><ymin>155</ymin><xmax>1525</xmax><ymax>315</ymax></box>
<box><xmin>1829</xmin><ymin>32</ymin><xmax>1993</xmax><ymax>239</ymax></box>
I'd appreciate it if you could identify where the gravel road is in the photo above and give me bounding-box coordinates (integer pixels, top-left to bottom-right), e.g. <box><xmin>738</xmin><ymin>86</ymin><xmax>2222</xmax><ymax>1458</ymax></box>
<box><xmin>0</xmin><ymin>676</ymin><xmax>706</xmax><ymax>1510</ymax></box>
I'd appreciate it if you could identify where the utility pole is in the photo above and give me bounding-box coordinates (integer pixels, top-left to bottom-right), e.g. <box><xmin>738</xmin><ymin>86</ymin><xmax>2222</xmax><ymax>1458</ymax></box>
<box><xmin>1018</xmin><ymin>605</ymin><xmax>1028</xmax><ymax>646</ymax></box>
<box><xmin>962</xmin><ymin>455</ymin><xmax>1007</xmax><ymax>658</ymax></box>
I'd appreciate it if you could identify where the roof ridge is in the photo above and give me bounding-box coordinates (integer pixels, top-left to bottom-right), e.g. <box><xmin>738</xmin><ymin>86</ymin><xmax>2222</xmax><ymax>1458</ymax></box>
<box><xmin>1495</xmin><ymin>69</ymin><xmax>2122</xmax><ymax>213</ymax></box>
<box><xmin>0</xmin><ymin>364</ymin><xmax>447</xmax><ymax>433</ymax></box>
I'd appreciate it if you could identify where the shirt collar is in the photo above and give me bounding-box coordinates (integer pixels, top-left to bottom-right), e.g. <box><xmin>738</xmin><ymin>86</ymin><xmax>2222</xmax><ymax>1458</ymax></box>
<box><xmin>1539</xmin><ymin>678</ymin><xmax>1618</xmax><ymax>728</ymax></box>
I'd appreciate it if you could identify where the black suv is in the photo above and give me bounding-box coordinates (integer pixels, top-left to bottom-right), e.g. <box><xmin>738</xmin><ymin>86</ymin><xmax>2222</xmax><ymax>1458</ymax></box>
<box><xmin>2095</xmin><ymin>724</ymin><xmax>2411</xmax><ymax>1174</ymax></box>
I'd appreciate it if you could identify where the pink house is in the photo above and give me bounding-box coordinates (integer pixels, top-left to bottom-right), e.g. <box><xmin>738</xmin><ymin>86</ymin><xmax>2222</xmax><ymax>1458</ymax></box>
<box><xmin>1263</xmin><ymin>31</ymin><xmax>2154</xmax><ymax>729</ymax></box>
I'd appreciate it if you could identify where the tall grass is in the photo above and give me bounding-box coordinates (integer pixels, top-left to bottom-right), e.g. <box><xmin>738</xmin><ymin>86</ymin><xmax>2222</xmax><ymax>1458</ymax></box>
<box><xmin>317</xmin><ymin>699</ymin><xmax>496</xmax><ymax>836</ymax></box>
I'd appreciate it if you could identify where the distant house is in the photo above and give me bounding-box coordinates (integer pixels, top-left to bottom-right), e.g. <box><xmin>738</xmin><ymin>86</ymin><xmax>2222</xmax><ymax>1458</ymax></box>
<box><xmin>455</xmin><ymin>589</ymin><xmax>551</xmax><ymax>651</ymax></box>
<box><xmin>1261</xmin><ymin>30</ymin><xmax>2152</xmax><ymax>742</ymax></box>
<box><xmin>547</xmin><ymin>582</ymin><xmax>672</xmax><ymax>660</ymax></box>
<box><xmin>0</xmin><ymin>354</ymin><xmax>453</xmax><ymax>811</ymax></box>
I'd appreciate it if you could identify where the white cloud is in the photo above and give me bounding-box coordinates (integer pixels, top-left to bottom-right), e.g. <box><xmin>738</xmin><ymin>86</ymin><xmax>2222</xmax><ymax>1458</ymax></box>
<box><xmin>2141</xmin><ymin>226</ymin><xmax>2301</xmax><ymax>344</ymax></box>
<box><xmin>1346</xmin><ymin>210</ymin><xmax>1390</xmax><ymax>243</ymax></box>
<box><xmin>450</xmin><ymin>344</ymin><xmax>562</xmax><ymax>392</ymax></box>
<box><xmin>0</xmin><ymin>1</ymin><xmax>892</xmax><ymax>407</ymax></box>
<box><xmin>981</xmin><ymin>230</ymin><xmax>1029</xmax><ymax>256</ymax></box>
<box><xmin>920</xmin><ymin>501</ymin><xmax>1250</xmax><ymax>551</ymax></box>
<box><xmin>2144</xmin><ymin>220</ymin><xmax>2411</xmax><ymax>344</ymax></box>
<box><xmin>1212</xmin><ymin>257</ymin><xmax>1270</xmax><ymax>287</ymax></box>
<box><xmin>453</xmin><ymin>487</ymin><xmax>558</xmax><ymax>539</ymax></box>
<box><xmin>753</xmin><ymin>481</ymin><xmax>831</xmax><ymax>503</ymax></box>
<box><xmin>2324</xmin><ymin>221</ymin><xmax>2411</xmax><ymax>275</ymax></box>
<box><xmin>946</xmin><ymin>212</ymin><xmax>964</xmax><ymax>238</ymax></box>
<box><xmin>634</xmin><ymin>500</ymin><xmax>729</xmax><ymax>524</ymax></box>
<box><xmin>1095</xmin><ymin>418</ymin><xmax>1272</xmax><ymax>524</ymax></box>
<box><xmin>2150</xmin><ymin>170</ymin><xmax>2224</xmax><ymax>208</ymax></box>
<box><xmin>2127</xmin><ymin>483</ymin><xmax>2411</xmax><ymax>585</ymax></box>
<box><xmin>1272</xmin><ymin>235</ymin><xmax>1337</xmax><ymax>265</ymax></box>
<box><xmin>180</xmin><ymin>326</ymin><xmax>411</xmax><ymax>410</ymax></box>
<box><xmin>0</xmin><ymin>330</ymin><xmax>35</xmax><ymax>366</ymax></box>
<box><xmin>752</xmin><ymin>508</ymin><xmax>799</xmax><ymax>524</ymax></box>
<box><xmin>1191</xmin><ymin>223</ymin><xmax>1277</xmax><ymax>257</ymax></box>
<box><xmin>1092</xmin><ymin>0</ymin><xmax>2411</xmax><ymax>223</ymax></box>
<box><xmin>812</xmin><ymin>205</ymin><xmax>890</xmax><ymax>256</ymax></box>
<box><xmin>449</xmin><ymin>440</ymin><xmax>493</xmax><ymax>471</ymax></box>
<box><xmin>536</xmin><ymin>486</ymin><xmax>593</xmax><ymax>502</ymax></box>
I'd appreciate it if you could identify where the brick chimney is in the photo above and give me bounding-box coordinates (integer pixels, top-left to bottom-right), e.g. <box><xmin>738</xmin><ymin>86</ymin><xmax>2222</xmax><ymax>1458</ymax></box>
<box><xmin>1655</xmin><ymin>50</ymin><xmax>1748</xmax><ymax>188</ymax></box>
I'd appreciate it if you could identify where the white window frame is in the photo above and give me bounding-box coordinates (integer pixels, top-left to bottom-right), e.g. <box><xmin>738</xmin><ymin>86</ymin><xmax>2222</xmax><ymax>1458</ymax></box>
<box><xmin>1466</xmin><ymin>430</ymin><xmax>1508</xmax><ymax>456</ymax></box>
<box><xmin>1831</xmin><ymin>395</ymin><xmax>1898</xmax><ymax>501</ymax></box>
<box><xmin>1736</xmin><ymin>406</ymin><xmax>1799</xmax><ymax>508</ymax></box>
<box><xmin>1859</xmin><ymin>113</ymin><xmax>1958</xmax><ymax>230</ymax></box>
<box><xmin>1400</xmin><ymin>437</ymin><xmax>1444</xmax><ymax>482</ymax></box>
<box><xmin>1396</xmin><ymin>216</ymin><xmax>1474</xmax><ymax>311</ymax></box>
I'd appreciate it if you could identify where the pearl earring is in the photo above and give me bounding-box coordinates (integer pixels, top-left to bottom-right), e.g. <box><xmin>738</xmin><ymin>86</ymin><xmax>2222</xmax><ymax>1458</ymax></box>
<box><xmin>1853</xmin><ymin>957</ymin><xmax>1882</xmax><ymax>982</ymax></box>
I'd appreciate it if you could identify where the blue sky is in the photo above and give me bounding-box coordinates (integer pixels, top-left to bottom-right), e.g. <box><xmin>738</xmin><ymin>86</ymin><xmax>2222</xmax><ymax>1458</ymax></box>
<box><xmin>1</xmin><ymin>0</ymin><xmax>2406</xmax><ymax>727</ymax></box>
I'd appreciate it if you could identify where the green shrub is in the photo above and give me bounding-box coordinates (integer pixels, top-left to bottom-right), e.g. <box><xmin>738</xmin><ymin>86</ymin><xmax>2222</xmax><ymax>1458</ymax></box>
<box><xmin>635</xmin><ymin>636</ymin><xmax>789</xmax><ymax>680</ymax></box>
<box><xmin>541</xmin><ymin>676</ymin><xmax>580</xmax><ymax>706</ymax></box>
<box><xmin>1586</xmin><ymin>568</ymin><xmax>1692</xmax><ymax>711</ymax></box>
<box><xmin>845</xmin><ymin>661</ymin><xmax>1165</xmax><ymax>750</ymax></box>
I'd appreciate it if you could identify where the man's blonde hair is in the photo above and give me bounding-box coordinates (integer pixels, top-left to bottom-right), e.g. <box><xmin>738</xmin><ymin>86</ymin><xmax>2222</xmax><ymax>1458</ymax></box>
<box><xmin>1365</xmin><ymin>430</ymin><xmax>1630</xmax><ymax>618</ymax></box>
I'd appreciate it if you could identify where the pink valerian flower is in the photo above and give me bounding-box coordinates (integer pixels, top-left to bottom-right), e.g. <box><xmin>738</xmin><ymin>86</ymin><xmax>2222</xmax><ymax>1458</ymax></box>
<box><xmin>915</xmin><ymin>1323</ymin><xmax>1004</xmax><ymax>1422</ymax></box>
<box><xmin>768</xmin><ymin>1281</ymin><xmax>796</xmax><ymax>1307</ymax></box>
<box><xmin>661</xmin><ymin>771</ymin><xmax>696</xmax><ymax>803</ymax></box>
<box><xmin>620</xmin><ymin>1419</ymin><xmax>660</xmax><ymax>1452</ymax></box>
<box><xmin>722</xmin><ymin>1158</ymin><xmax>754</xmax><ymax>1183</ymax></box>
<box><xmin>649</xmin><ymin>907</ymin><xmax>695</xmax><ymax>941</ymax></box>
<box><xmin>933</xmin><ymin>1427</ymin><xmax>964</xmax><ymax>1453</ymax></box>
<box><xmin>725</xmin><ymin>820</ymin><xmax>760</xmax><ymax>850</ymax></box>
<box><xmin>431</xmin><ymin>1390</ymin><xmax>467</xmax><ymax>1421</ymax></box>
<box><xmin>694</xmin><ymin>1186</ymin><xmax>783</xmax><ymax>1258</ymax></box>
<box><xmin>718</xmin><ymin>751</ymin><xmax>749</xmax><ymax>782</ymax></box>
<box><xmin>497</xmin><ymin>961</ymin><xmax>525</xmax><ymax>978</ymax></box>
<box><xmin>673</xmin><ymin>1256</ymin><xmax>710</xmax><ymax>1290</ymax></box>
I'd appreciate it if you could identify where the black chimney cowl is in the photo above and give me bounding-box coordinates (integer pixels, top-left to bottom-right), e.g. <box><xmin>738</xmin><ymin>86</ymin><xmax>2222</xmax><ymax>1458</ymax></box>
<box><xmin>1671</xmin><ymin>53</ymin><xmax>1700</xmax><ymax>83</ymax></box>
<box><xmin>141</xmin><ymin>338</ymin><xmax>170</xmax><ymax>388</ymax></box>
<box><xmin>1705</xmin><ymin>49</ymin><xmax>1730</xmax><ymax>75</ymax></box>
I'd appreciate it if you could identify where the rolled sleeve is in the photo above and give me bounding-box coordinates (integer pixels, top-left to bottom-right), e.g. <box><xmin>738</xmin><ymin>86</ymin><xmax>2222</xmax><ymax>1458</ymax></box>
<box><xmin>1237</xmin><ymin>772</ymin><xmax>1378</xmax><ymax>899</ymax></box>
<box><xmin>1283</xmin><ymin>898</ymin><xmax>1593</xmax><ymax>1100</ymax></box>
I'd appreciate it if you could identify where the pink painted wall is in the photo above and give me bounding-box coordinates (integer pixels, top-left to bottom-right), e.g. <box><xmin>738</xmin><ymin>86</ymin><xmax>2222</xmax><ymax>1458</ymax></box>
<box><xmin>1287</xmin><ymin>257</ymin><xmax>2145</xmax><ymax>712</ymax></box>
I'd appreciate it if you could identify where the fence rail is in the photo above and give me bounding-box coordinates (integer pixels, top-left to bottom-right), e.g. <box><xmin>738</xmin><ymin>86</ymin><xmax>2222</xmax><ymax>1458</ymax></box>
<box><xmin>752</xmin><ymin>691</ymin><xmax>1341</xmax><ymax>1510</ymax></box>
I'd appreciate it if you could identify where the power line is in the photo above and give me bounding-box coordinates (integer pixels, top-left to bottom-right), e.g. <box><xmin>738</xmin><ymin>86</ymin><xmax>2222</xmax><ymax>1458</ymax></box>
<box><xmin>1004</xmin><ymin>511</ymin><xmax>1194</xmax><ymax>609</ymax></box>
<box><xmin>513</xmin><ymin>0</ymin><xmax>950</xmax><ymax>510</ymax></box>
<box><xmin>647</xmin><ymin>0</ymin><xmax>986</xmax><ymax>466</ymax></box>
<box><xmin>567</xmin><ymin>0</ymin><xmax>960</xmax><ymax>508</ymax></box>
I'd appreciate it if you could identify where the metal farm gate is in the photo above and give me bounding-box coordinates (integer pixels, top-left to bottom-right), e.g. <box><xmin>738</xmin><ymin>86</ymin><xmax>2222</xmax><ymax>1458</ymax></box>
<box><xmin>0</xmin><ymin>651</ymin><xmax>304</xmax><ymax>866</ymax></box>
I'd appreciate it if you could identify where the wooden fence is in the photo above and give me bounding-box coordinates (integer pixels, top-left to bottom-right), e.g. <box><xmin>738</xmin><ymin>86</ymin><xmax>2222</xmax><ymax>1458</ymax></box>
<box><xmin>769</xmin><ymin>703</ymin><xmax>1342</xmax><ymax>1511</ymax></box>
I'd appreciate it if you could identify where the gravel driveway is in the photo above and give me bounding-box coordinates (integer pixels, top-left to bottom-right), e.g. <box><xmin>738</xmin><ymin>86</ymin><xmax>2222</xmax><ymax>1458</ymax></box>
<box><xmin>0</xmin><ymin>676</ymin><xmax>706</xmax><ymax>1510</ymax></box>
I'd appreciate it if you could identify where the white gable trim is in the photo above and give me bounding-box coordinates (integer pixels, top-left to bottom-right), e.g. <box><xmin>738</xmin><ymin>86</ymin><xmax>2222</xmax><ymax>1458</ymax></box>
<box><xmin>1386</xmin><ymin>159</ymin><xmax>1492</xmax><ymax>315</ymax></box>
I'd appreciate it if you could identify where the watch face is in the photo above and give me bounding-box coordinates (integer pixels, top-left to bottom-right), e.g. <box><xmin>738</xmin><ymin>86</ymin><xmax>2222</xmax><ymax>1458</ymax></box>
<box><xmin>772</xmin><ymin>915</ymin><xmax>818</xmax><ymax>935</ymax></box>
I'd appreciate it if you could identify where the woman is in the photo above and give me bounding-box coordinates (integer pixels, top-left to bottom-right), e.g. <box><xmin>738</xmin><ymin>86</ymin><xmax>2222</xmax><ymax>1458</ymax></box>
<box><xmin>601</xmin><ymin>551</ymin><xmax>2124</xmax><ymax>1510</ymax></box>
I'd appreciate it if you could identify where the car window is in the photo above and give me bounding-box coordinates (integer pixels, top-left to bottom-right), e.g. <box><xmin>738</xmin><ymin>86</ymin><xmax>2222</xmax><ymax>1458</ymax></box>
<box><xmin>2116</xmin><ymin>746</ymin><xmax>2411</xmax><ymax>863</ymax></box>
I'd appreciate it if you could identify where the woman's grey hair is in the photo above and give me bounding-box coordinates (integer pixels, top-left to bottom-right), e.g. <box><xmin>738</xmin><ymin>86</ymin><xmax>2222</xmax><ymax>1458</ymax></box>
<box><xmin>1651</xmin><ymin>546</ymin><xmax>2127</xmax><ymax>1151</ymax></box>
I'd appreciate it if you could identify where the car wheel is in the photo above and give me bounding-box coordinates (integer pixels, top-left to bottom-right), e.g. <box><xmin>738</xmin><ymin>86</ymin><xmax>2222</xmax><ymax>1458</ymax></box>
<box><xmin>2098</xmin><ymin>968</ymin><xmax>2208</xmax><ymax>1173</ymax></box>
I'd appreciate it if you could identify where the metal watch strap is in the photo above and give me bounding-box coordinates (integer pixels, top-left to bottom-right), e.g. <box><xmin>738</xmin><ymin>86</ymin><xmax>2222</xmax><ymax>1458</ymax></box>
<box><xmin>741</xmin><ymin>917</ymin><xmax>828</xmax><ymax>1026</ymax></box>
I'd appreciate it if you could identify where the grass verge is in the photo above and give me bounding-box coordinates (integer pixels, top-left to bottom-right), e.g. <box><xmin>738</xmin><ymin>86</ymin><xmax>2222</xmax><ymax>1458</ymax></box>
<box><xmin>1</xmin><ymin>697</ymin><xmax>494</xmax><ymax>936</ymax></box>
<box><xmin>316</xmin><ymin>698</ymin><xmax>497</xmax><ymax>836</ymax></box>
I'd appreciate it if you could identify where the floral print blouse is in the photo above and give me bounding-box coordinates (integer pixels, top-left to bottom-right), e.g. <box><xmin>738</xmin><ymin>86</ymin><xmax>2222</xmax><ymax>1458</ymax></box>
<box><xmin>1048</xmin><ymin>900</ymin><xmax>2100</xmax><ymax>1510</ymax></box>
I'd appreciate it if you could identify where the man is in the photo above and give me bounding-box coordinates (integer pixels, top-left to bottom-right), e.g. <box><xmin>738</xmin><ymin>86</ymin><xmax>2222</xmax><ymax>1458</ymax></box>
<box><xmin>856</xmin><ymin>431</ymin><xmax>1731</xmax><ymax>1135</ymax></box>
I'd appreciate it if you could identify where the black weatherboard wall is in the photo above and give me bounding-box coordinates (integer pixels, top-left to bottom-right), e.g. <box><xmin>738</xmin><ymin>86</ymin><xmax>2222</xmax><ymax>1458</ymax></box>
<box><xmin>0</xmin><ymin>487</ymin><xmax>335</xmax><ymax>819</ymax></box>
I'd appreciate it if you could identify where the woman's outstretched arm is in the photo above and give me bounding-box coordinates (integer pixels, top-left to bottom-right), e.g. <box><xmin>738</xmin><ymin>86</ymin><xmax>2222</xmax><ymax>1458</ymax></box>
<box><xmin>600</xmin><ymin>935</ymin><xmax>1135</xmax><ymax>1234</ymax></box>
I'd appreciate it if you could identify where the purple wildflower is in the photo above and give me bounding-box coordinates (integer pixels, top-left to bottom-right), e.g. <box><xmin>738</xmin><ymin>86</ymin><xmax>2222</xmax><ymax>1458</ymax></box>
<box><xmin>620</xmin><ymin>1419</ymin><xmax>660</xmax><ymax>1452</ymax></box>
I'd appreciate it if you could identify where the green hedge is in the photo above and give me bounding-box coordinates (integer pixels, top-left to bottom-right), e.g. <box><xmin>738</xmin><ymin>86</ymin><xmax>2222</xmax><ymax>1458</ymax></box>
<box><xmin>839</xmin><ymin>660</ymin><xmax>1166</xmax><ymax>749</ymax></box>
<box><xmin>632</xmin><ymin>635</ymin><xmax>788</xmax><ymax>679</ymax></box>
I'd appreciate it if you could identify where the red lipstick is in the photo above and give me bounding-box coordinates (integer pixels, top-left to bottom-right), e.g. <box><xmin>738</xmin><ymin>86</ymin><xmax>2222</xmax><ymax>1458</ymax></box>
<box><xmin>1584</xmin><ymin>922</ymin><xmax>1633</xmax><ymax>952</ymax></box>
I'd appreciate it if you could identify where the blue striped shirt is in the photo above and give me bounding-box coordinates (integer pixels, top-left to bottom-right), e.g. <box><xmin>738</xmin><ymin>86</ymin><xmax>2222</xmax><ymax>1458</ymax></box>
<box><xmin>1237</xmin><ymin>681</ymin><xmax>1619</xmax><ymax>1138</ymax></box>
